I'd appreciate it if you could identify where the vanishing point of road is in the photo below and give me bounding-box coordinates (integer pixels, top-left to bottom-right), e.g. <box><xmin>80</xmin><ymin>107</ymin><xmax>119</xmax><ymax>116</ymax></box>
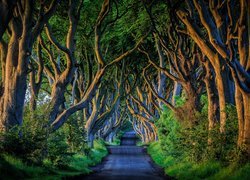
<box><xmin>81</xmin><ymin>131</ymin><xmax>170</xmax><ymax>180</ymax></box>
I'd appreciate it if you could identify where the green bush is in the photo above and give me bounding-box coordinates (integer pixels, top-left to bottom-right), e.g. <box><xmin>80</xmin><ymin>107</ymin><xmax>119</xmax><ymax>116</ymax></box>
<box><xmin>0</xmin><ymin>107</ymin><xmax>49</xmax><ymax>164</ymax></box>
<box><xmin>157</xmin><ymin>108</ymin><xmax>184</xmax><ymax>159</ymax></box>
<box><xmin>148</xmin><ymin>95</ymin><xmax>246</xmax><ymax>179</ymax></box>
<box><xmin>46</xmin><ymin>129</ymin><xmax>71</xmax><ymax>168</ymax></box>
<box><xmin>0</xmin><ymin>106</ymin><xmax>108</xmax><ymax>179</ymax></box>
<box><xmin>0</xmin><ymin>139</ymin><xmax>108</xmax><ymax>179</ymax></box>
<box><xmin>64</xmin><ymin>112</ymin><xmax>87</xmax><ymax>153</ymax></box>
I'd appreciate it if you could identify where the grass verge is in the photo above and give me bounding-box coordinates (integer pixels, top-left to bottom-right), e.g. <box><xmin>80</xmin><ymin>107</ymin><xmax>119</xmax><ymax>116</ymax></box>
<box><xmin>0</xmin><ymin>140</ymin><xmax>108</xmax><ymax>180</ymax></box>
<box><xmin>148</xmin><ymin>142</ymin><xmax>250</xmax><ymax>180</ymax></box>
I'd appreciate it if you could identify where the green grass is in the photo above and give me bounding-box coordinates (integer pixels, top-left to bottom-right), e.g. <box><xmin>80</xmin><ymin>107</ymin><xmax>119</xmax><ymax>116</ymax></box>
<box><xmin>208</xmin><ymin>163</ymin><xmax>250</xmax><ymax>180</ymax></box>
<box><xmin>166</xmin><ymin>161</ymin><xmax>221</xmax><ymax>180</ymax></box>
<box><xmin>105</xmin><ymin>138</ymin><xmax>121</xmax><ymax>146</ymax></box>
<box><xmin>230</xmin><ymin>163</ymin><xmax>250</xmax><ymax>180</ymax></box>
<box><xmin>136</xmin><ymin>141</ymin><xmax>149</xmax><ymax>147</ymax></box>
<box><xmin>0</xmin><ymin>154</ymin><xmax>50</xmax><ymax>179</ymax></box>
<box><xmin>0</xmin><ymin>140</ymin><xmax>108</xmax><ymax>179</ymax></box>
<box><xmin>148</xmin><ymin>142</ymin><xmax>250</xmax><ymax>180</ymax></box>
<box><xmin>88</xmin><ymin>140</ymin><xmax>108</xmax><ymax>166</ymax></box>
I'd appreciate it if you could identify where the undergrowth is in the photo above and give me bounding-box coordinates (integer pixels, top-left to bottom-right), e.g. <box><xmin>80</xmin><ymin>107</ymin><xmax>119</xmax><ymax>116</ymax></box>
<box><xmin>0</xmin><ymin>140</ymin><xmax>107</xmax><ymax>179</ymax></box>
<box><xmin>0</xmin><ymin>107</ymin><xmax>108</xmax><ymax>179</ymax></box>
<box><xmin>148</xmin><ymin>96</ymin><xmax>249</xmax><ymax>179</ymax></box>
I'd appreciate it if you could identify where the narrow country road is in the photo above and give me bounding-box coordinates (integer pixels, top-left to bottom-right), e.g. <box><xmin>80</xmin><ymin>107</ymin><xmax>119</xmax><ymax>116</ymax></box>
<box><xmin>82</xmin><ymin>131</ymin><xmax>168</xmax><ymax>180</ymax></box>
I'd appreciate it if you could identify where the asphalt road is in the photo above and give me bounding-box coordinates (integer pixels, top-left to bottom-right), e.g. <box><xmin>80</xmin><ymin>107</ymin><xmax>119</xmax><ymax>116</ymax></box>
<box><xmin>74</xmin><ymin>131</ymin><xmax>169</xmax><ymax>180</ymax></box>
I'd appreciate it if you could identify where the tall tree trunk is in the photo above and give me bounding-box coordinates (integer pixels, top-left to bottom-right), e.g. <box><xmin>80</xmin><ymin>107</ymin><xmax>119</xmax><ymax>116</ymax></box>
<box><xmin>0</xmin><ymin>19</ymin><xmax>28</xmax><ymax>131</ymax></box>
<box><xmin>48</xmin><ymin>83</ymin><xmax>70</xmax><ymax>123</ymax></box>
<box><xmin>176</xmin><ymin>11</ymin><xmax>231</xmax><ymax>134</ymax></box>
<box><xmin>0</xmin><ymin>0</ymin><xmax>59</xmax><ymax>132</ymax></box>
<box><xmin>0</xmin><ymin>0</ymin><xmax>17</xmax><ymax>40</ymax></box>
<box><xmin>235</xmin><ymin>88</ymin><xmax>244</xmax><ymax>146</ymax></box>
<box><xmin>181</xmin><ymin>82</ymin><xmax>201</xmax><ymax>123</ymax></box>
<box><xmin>242</xmin><ymin>94</ymin><xmax>250</xmax><ymax>158</ymax></box>
<box><xmin>213</xmin><ymin>57</ymin><xmax>228</xmax><ymax>134</ymax></box>
<box><xmin>203</xmin><ymin>61</ymin><xmax>219</xmax><ymax>143</ymax></box>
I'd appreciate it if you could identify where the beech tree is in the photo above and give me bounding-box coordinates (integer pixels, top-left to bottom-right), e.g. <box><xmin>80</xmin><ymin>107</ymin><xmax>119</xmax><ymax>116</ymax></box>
<box><xmin>140</xmin><ymin>32</ymin><xmax>203</xmax><ymax>123</ymax></box>
<box><xmin>84</xmin><ymin>65</ymin><xmax>124</xmax><ymax>147</ymax></box>
<box><xmin>50</xmin><ymin>0</ymin><xmax>147</xmax><ymax>131</ymax></box>
<box><xmin>176</xmin><ymin>0</ymin><xmax>250</xmax><ymax>155</ymax></box>
<box><xmin>0</xmin><ymin>0</ymin><xmax>59</xmax><ymax>131</ymax></box>
<box><xmin>0</xmin><ymin>0</ymin><xmax>249</xmax><ymax>166</ymax></box>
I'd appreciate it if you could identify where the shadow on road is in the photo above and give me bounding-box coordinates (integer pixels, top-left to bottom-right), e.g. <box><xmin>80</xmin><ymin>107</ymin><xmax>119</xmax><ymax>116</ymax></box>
<box><xmin>68</xmin><ymin>131</ymin><xmax>171</xmax><ymax>180</ymax></box>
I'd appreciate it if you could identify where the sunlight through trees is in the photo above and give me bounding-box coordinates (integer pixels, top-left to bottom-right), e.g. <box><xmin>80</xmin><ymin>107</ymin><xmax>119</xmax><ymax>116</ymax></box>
<box><xmin>0</xmin><ymin>0</ymin><xmax>249</xmax><ymax>179</ymax></box>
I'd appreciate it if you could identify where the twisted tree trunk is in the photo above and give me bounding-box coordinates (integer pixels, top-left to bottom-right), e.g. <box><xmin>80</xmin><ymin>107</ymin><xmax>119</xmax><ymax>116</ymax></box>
<box><xmin>0</xmin><ymin>0</ymin><xmax>58</xmax><ymax>132</ymax></box>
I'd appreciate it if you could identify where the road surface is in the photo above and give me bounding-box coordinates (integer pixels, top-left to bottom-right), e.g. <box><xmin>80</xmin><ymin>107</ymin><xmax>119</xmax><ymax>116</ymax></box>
<box><xmin>79</xmin><ymin>131</ymin><xmax>169</xmax><ymax>180</ymax></box>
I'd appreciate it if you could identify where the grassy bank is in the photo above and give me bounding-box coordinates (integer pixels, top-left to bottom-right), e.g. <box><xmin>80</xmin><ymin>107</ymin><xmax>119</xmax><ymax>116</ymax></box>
<box><xmin>146</xmin><ymin>97</ymin><xmax>250</xmax><ymax>179</ymax></box>
<box><xmin>148</xmin><ymin>142</ymin><xmax>250</xmax><ymax>179</ymax></box>
<box><xmin>0</xmin><ymin>140</ymin><xmax>108</xmax><ymax>179</ymax></box>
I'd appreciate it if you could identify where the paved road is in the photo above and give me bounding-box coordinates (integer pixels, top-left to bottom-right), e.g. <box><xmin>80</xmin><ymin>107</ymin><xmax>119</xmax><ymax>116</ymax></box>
<box><xmin>81</xmin><ymin>131</ymin><xmax>168</xmax><ymax>180</ymax></box>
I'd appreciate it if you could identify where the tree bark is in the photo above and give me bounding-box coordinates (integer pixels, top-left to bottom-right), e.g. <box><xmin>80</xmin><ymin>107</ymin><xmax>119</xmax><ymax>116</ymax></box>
<box><xmin>235</xmin><ymin>87</ymin><xmax>244</xmax><ymax>146</ymax></box>
<box><xmin>204</xmin><ymin>61</ymin><xmax>219</xmax><ymax>130</ymax></box>
<box><xmin>176</xmin><ymin>11</ymin><xmax>231</xmax><ymax>133</ymax></box>
<box><xmin>242</xmin><ymin>94</ymin><xmax>250</xmax><ymax>157</ymax></box>
<box><xmin>0</xmin><ymin>0</ymin><xmax>58</xmax><ymax>132</ymax></box>
<box><xmin>0</xmin><ymin>18</ymin><xmax>24</xmax><ymax>131</ymax></box>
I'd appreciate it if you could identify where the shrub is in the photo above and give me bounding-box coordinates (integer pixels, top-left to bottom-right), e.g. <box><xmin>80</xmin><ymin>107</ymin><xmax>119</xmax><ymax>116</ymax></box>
<box><xmin>0</xmin><ymin>106</ymin><xmax>108</xmax><ymax>178</ymax></box>
<box><xmin>0</xmin><ymin>106</ymin><xmax>49</xmax><ymax>164</ymax></box>
<box><xmin>148</xmin><ymin>95</ymin><xmax>244</xmax><ymax>179</ymax></box>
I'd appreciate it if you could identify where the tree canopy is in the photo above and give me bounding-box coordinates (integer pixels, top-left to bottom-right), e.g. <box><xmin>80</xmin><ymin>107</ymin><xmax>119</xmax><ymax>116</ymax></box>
<box><xmin>0</xmin><ymin>0</ymin><xmax>249</xmax><ymax>178</ymax></box>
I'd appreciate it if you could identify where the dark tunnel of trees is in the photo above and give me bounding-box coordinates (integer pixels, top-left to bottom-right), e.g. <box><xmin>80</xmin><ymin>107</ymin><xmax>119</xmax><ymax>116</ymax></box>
<box><xmin>0</xmin><ymin>0</ymin><xmax>249</xmax><ymax>179</ymax></box>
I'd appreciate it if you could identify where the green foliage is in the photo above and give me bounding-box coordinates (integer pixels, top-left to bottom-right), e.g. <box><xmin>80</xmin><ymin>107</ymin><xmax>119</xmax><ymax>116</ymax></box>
<box><xmin>228</xmin><ymin>163</ymin><xmax>250</xmax><ymax>180</ymax></box>
<box><xmin>173</xmin><ymin>96</ymin><xmax>186</xmax><ymax>107</ymax></box>
<box><xmin>46</xmin><ymin>129</ymin><xmax>71</xmax><ymax>168</ymax></box>
<box><xmin>148</xmin><ymin>95</ymin><xmax>245</xmax><ymax>179</ymax></box>
<box><xmin>0</xmin><ymin>106</ymin><xmax>49</xmax><ymax>164</ymax></box>
<box><xmin>149</xmin><ymin>142</ymin><xmax>250</xmax><ymax>179</ymax></box>
<box><xmin>156</xmin><ymin>107</ymin><xmax>183</xmax><ymax>159</ymax></box>
<box><xmin>0</xmin><ymin>106</ymin><xmax>108</xmax><ymax>179</ymax></box>
<box><xmin>103</xmin><ymin>1</ymin><xmax>150</xmax><ymax>49</ymax></box>
<box><xmin>0</xmin><ymin>140</ymin><xmax>107</xmax><ymax>179</ymax></box>
<box><xmin>147</xmin><ymin>142</ymin><xmax>168</xmax><ymax>167</ymax></box>
<box><xmin>0</xmin><ymin>154</ymin><xmax>51</xmax><ymax>179</ymax></box>
<box><xmin>88</xmin><ymin>140</ymin><xmax>108</xmax><ymax>166</ymax></box>
<box><xmin>65</xmin><ymin>113</ymin><xmax>87</xmax><ymax>153</ymax></box>
<box><xmin>105</xmin><ymin>131</ymin><xmax>124</xmax><ymax>146</ymax></box>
